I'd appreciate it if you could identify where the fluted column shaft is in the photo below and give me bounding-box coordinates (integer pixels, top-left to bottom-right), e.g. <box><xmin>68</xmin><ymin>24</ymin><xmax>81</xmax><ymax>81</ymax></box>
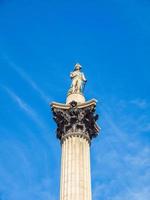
<box><xmin>60</xmin><ymin>135</ymin><xmax>91</xmax><ymax>200</ymax></box>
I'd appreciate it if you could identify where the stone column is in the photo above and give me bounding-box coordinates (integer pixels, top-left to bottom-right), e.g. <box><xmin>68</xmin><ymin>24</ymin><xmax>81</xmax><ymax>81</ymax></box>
<box><xmin>60</xmin><ymin>135</ymin><xmax>91</xmax><ymax>200</ymax></box>
<box><xmin>51</xmin><ymin>100</ymin><xmax>99</xmax><ymax>200</ymax></box>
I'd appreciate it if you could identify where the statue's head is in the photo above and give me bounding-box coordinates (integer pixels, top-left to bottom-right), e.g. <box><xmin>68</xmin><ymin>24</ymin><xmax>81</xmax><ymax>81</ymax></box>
<box><xmin>74</xmin><ymin>63</ymin><xmax>82</xmax><ymax>71</ymax></box>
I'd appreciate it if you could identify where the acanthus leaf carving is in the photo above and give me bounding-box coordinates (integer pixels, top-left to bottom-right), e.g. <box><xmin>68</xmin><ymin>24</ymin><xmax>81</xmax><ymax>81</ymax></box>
<box><xmin>52</xmin><ymin>101</ymin><xmax>99</xmax><ymax>140</ymax></box>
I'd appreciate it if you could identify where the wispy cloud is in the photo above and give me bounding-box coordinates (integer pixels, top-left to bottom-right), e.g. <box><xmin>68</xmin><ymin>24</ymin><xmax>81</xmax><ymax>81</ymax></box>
<box><xmin>113</xmin><ymin>187</ymin><xmax>150</xmax><ymax>200</ymax></box>
<box><xmin>92</xmin><ymin>97</ymin><xmax>150</xmax><ymax>200</ymax></box>
<box><xmin>2</xmin><ymin>86</ymin><xmax>48</xmax><ymax>132</ymax></box>
<box><xmin>130</xmin><ymin>98</ymin><xmax>148</xmax><ymax>109</ymax></box>
<box><xmin>2</xmin><ymin>54</ymin><xmax>51</xmax><ymax>103</ymax></box>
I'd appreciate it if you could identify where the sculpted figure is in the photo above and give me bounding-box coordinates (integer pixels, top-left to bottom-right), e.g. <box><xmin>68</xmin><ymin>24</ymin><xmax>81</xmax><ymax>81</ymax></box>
<box><xmin>68</xmin><ymin>63</ymin><xmax>87</xmax><ymax>95</ymax></box>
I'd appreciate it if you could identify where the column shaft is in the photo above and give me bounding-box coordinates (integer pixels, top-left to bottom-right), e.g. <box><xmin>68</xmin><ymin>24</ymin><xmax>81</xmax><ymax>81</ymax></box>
<box><xmin>60</xmin><ymin>135</ymin><xmax>92</xmax><ymax>200</ymax></box>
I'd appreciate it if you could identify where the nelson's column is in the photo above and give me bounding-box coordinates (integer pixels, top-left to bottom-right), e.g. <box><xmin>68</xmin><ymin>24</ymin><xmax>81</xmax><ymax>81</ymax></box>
<box><xmin>51</xmin><ymin>63</ymin><xmax>100</xmax><ymax>200</ymax></box>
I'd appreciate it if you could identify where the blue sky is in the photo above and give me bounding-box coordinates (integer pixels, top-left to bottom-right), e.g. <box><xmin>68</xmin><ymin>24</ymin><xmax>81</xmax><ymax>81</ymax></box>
<box><xmin>0</xmin><ymin>0</ymin><xmax>150</xmax><ymax>199</ymax></box>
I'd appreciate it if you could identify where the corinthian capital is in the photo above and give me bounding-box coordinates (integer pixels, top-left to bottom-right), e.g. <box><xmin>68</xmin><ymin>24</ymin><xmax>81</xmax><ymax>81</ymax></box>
<box><xmin>51</xmin><ymin>100</ymin><xmax>100</xmax><ymax>142</ymax></box>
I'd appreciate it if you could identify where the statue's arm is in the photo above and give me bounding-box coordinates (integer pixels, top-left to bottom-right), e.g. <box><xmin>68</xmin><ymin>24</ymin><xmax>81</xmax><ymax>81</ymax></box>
<box><xmin>82</xmin><ymin>73</ymin><xmax>87</xmax><ymax>82</ymax></box>
<box><xmin>70</xmin><ymin>72</ymin><xmax>75</xmax><ymax>78</ymax></box>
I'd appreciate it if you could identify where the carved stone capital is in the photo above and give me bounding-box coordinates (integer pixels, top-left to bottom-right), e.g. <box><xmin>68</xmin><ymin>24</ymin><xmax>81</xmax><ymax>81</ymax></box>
<box><xmin>51</xmin><ymin>100</ymin><xmax>100</xmax><ymax>142</ymax></box>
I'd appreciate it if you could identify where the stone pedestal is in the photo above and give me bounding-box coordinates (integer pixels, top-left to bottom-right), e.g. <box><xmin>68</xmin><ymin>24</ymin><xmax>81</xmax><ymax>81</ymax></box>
<box><xmin>66</xmin><ymin>93</ymin><xmax>85</xmax><ymax>104</ymax></box>
<box><xmin>51</xmin><ymin>99</ymin><xmax>99</xmax><ymax>200</ymax></box>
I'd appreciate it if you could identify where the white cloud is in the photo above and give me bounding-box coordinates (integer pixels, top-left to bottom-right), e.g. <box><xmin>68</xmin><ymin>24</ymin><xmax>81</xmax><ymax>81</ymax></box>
<box><xmin>92</xmin><ymin>99</ymin><xmax>150</xmax><ymax>200</ymax></box>
<box><xmin>113</xmin><ymin>187</ymin><xmax>150</xmax><ymax>200</ymax></box>
<box><xmin>130</xmin><ymin>99</ymin><xmax>148</xmax><ymax>109</ymax></box>
<box><xmin>3</xmin><ymin>86</ymin><xmax>48</xmax><ymax>131</ymax></box>
<box><xmin>2</xmin><ymin>54</ymin><xmax>51</xmax><ymax>103</ymax></box>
